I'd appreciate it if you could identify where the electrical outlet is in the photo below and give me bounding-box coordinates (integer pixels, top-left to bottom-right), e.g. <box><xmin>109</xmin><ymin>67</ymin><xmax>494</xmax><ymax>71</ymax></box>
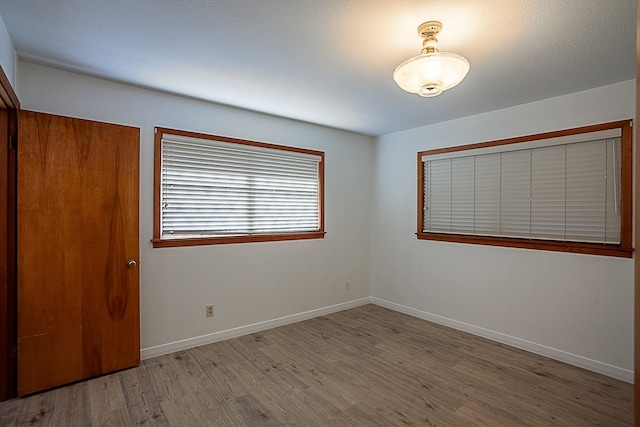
<box><xmin>345</xmin><ymin>281</ymin><xmax>351</xmax><ymax>291</ymax></box>
<box><xmin>206</xmin><ymin>305</ymin><xmax>214</xmax><ymax>318</ymax></box>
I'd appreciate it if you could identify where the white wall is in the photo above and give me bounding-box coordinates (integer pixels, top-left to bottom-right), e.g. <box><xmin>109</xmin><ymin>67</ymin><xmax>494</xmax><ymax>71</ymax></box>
<box><xmin>17</xmin><ymin>61</ymin><xmax>373</xmax><ymax>357</ymax></box>
<box><xmin>371</xmin><ymin>80</ymin><xmax>635</xmax><ymax>382</ymax></box>
<box><xmin>0</xmin><ymin>13</ymin><xmax>16</xmax><ymax>88</ymax></box>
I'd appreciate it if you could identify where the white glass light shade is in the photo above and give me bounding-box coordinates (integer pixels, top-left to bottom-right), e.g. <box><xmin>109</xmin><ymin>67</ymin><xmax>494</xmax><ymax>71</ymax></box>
<box><xmin>393</xmin><ymin>52</ymin><xmax>470</xmax><ymax>97</ymax></box>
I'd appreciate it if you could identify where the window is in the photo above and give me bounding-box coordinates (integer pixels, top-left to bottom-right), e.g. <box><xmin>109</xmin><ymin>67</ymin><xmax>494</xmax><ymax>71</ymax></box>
<box><xmin>153</xmin><ymin>128</ymin><xmax>324</xmax><ymax>247</ymax></box>
<box><xmin>417</xmin><ymin>121</ymin><xmax>632</xmax><ymax>257</ymax></box>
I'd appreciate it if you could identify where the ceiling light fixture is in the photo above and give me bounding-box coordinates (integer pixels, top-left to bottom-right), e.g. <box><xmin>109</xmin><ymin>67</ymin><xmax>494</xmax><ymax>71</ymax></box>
<box><xmin>393</xmin><ymin>21</ymin><xmax>470</xmax><ymax>97</ymax></box>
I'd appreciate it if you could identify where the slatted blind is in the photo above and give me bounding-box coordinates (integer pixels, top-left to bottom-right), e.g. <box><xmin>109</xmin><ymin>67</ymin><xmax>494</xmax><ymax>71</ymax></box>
<box><xmin>161</xmin><ymin>134</ymin><xmax>322</xmax><ymax>238</ymax></box>
<box><xmin>423</xmin><ymin>128</ymin><xmax>622</xmax><ymax>244</ymax></box>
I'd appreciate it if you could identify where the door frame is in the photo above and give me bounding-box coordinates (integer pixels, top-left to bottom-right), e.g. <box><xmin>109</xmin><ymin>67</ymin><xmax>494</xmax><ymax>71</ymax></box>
<box><xmin>0</xmin><ymin>64</ymin><xmax>19</xmax><ymax>401</ymax></box>
<box><xmin>635</xmin><ymin>2</ymin><xmax>639</xmax><ymax>424</ymax></box>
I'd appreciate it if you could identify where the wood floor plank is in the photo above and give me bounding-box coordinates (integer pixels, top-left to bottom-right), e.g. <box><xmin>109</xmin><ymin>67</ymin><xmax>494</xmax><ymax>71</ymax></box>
<box><xmin>13</xmin><ymin>389</ymin><xmax>57</xmax><ymax>426</ymax></box>
<box><xmin>225</xmin><ymin>335</ymin><xmax>310</xmax><ymax>393</ymax></box>
<box><xmin>50</xmin><ymin>382</ymin><xmax>91</xmax><ymax>427</ymax></box>
<box><xmin>258</xmin><ymin>344</ymin><xmax>359</xmax><ymax>411</ymax></box>
<box><xmin>341</xmin><ymin>402</ymin><xmax>408</xmax><ymax>427</ymax></box>
<box><xmin>90</xmin><ymin>407</ymin><xmax>132</xmax><ymax>427</ymax></box>
<box><xmin>228</xmin><ymin>393</ymin><xmax>282</xmax><ymax>426</ymax></box>
<box><xmin>222</xmin><ymin>346</ymin><xmax>332</xmax><ymax>425</ymax></box>
<box><xmin>139</xmin><ymin>353</ymin><xmax>194</xmax><ymax>403</ymax></box>
<box><xmin>118</xmin><ymin>367</ymin><xmax>169</xmax><ymax>426</ymax></box>
<box><xmin>87</xmin><ymin>373</ymin><xmax>126</xmax><ymax>420</ymax></box>
<box><xmin>159</xmin><ymin>393</ymin><xmax>222</xmax><ymax>427</ymax></box>
<box><xmin>0</xmin><ymin>398</ymin><xmax>18</xmax><ymax>427</ymax></box>
<box><xmin>0</xmin><ymin>304</ymin><xmax>632</xmax><ymax>426</ymax></box>
<box><xmin>187</xmin><ymin>345</ymin><xmax>247</xmax><ymax>401</ymax></box>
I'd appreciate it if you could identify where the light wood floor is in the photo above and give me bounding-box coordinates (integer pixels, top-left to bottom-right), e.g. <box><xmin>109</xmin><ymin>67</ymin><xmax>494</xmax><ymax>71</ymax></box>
<box><xmin>0</xmin><ymin>304</ymin><xmax>633</xmax><ymax>426</ymax></box>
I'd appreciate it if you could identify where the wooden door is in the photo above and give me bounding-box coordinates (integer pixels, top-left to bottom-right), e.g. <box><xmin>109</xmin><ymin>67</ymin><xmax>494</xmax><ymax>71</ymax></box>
<box><xmin>17</xmin><ymin>110</ymin><xmax>140</xmax><ymax>396</ymax></box>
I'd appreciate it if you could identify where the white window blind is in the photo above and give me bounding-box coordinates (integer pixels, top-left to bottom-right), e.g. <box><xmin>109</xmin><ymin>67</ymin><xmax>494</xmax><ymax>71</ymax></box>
<box><xmin>160</xmin><ymin>134</ymin><xmax>322</xmax><ymax>239</ymax></box>
<box><xmin>422</xmin><ymin>129</ymin><xmax>622</xmax><ymax>244</ymax></box>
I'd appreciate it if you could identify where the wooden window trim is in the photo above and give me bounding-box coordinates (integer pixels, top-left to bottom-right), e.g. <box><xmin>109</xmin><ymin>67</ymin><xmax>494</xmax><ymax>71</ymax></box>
<box><xmin>153</xmin><ymin>127</ymin><xmax>325</xmax><ymax>248</ymax></box>
<box><xmin>417</xmin><ymin>120</ymin><xmax>633</xmax><ymax>258</ymax></box>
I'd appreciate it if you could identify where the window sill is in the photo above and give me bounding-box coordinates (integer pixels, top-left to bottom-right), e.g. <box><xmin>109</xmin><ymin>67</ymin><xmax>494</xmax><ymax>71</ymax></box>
<box><xmin>153</xmin><ymin>231</ymin><xmax>326</xmax><ymax>248</ymax></box>
<box><xmin>416</xmin><ymin>232</ymin><xmax>633</xmax><ymax>258</ymax></box>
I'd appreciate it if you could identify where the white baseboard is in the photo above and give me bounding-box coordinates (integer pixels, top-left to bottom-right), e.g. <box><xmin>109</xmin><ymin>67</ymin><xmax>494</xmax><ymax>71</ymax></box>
<box><xmin>371</xmin><ymin>297</ymin><xmax>633</xmax><ymax>383</ymax></box>
<box><xmin>141</xmin><ymin>297</ymin><xmax>372</xmax><ymax>360</ymax></box>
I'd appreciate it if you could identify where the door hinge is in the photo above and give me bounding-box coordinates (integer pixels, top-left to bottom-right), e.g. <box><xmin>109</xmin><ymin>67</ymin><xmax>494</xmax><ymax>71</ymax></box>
<box><xmin>9</xmin><ymin>344</ymin><xmax>17</xmax><ymax>360</ymax></box>
<box><xmin>8</xmin><ymin>135</ymin><xmax>16</xmax><ymax>150</ymax></box>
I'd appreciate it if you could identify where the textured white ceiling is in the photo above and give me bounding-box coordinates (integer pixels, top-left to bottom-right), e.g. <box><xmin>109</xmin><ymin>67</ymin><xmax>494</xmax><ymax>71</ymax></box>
<box><xmin>0</xmin><ymin>0</ymin><xmax>636</xmax><ymax>136</ymax></box>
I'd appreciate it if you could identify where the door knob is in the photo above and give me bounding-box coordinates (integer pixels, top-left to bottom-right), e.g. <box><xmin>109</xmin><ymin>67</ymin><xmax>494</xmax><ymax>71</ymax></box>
<box><xmin>127</xmin><ymin>260</ymin><xmax>137</xmax><ymax>268</ymax></box>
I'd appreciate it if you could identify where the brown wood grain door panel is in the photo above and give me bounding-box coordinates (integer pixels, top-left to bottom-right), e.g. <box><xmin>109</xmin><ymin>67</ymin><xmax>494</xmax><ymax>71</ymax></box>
<box><xmin>17</xmin><ymin>111</ymin><xmax>140</xmax><ymax>396</ymax></box>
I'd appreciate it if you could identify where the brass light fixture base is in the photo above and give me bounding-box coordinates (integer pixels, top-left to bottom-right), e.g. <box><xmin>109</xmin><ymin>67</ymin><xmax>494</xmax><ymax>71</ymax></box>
<box><xmin>418</xmin><ymin>21</ymin><xmax>442</xmax><ymax>55</ymax></box>
<box><xmin>418</xmin><ymin>21</ymin><xmax>442</xmax><ymax>38</ymax></box>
